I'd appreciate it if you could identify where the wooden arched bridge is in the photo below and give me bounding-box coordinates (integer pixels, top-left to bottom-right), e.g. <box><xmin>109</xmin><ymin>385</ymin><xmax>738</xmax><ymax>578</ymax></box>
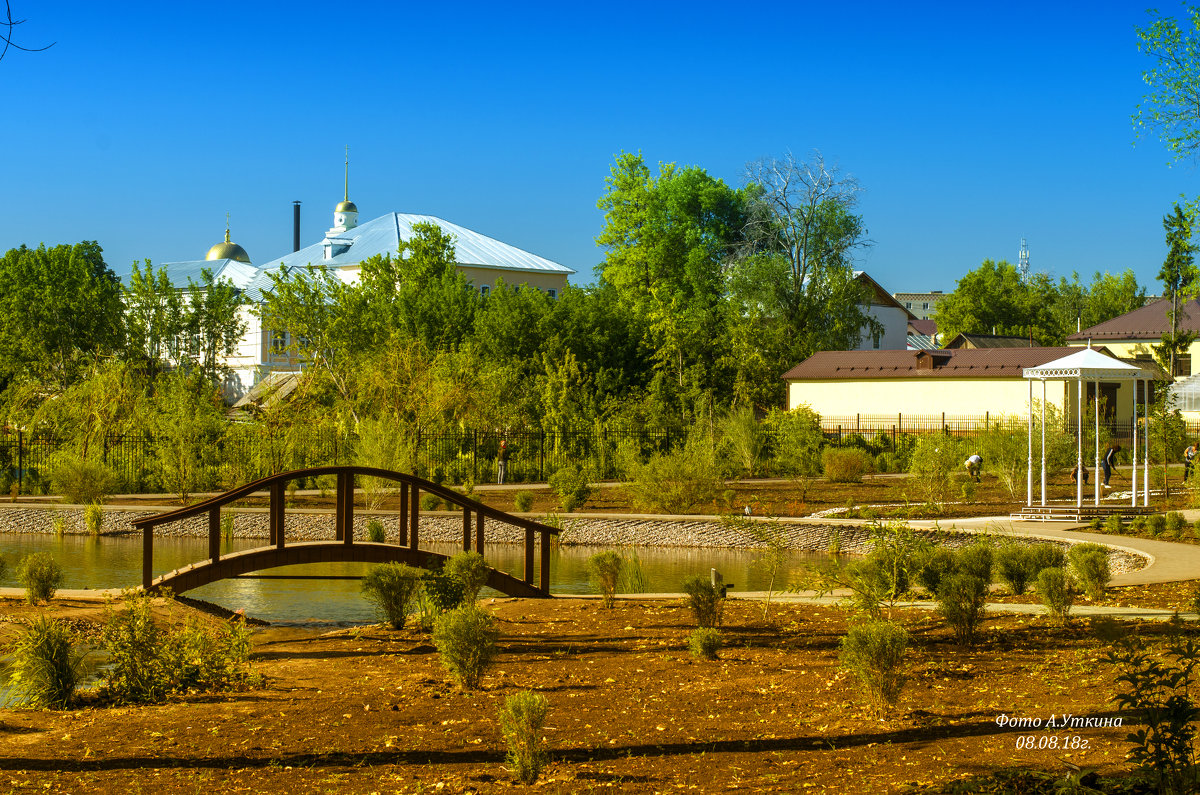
<box><xmin>132</xmin><ymin>466</ymin><xmax>561</xmax><ymax>598</ymax></box>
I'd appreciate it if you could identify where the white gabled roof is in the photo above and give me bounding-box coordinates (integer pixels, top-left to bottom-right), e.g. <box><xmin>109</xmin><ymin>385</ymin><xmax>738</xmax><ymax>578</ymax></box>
<box><xmin>1023</xmin><ymin>347</ymin><xmax>1149</xmax><ymax>380</ymax></box>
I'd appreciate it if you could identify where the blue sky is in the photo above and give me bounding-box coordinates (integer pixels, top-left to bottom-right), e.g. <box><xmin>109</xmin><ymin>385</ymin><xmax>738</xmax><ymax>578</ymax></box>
<box><xmin>1</xmin><ymin>1</ymin><xmax>1195</xmax><ymax>292</ymax></box>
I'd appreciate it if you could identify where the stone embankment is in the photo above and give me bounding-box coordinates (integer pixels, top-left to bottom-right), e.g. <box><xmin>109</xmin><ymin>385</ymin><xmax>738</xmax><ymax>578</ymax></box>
<box><xmin>0</xmin><ymin>503</ymin><xmax>1147</xmax><ymax>575</ymax></box>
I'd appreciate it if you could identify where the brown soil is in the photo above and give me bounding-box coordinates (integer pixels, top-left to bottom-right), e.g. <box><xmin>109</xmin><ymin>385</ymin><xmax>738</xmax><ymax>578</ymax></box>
<box><xmin>0</xmin><ymin>595</ymin><xmax>1163</xmax><ymax>793</ymax></box>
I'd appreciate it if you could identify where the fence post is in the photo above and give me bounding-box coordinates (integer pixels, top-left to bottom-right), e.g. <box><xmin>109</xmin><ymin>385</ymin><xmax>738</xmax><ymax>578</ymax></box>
<box><xmin>472</xmin><ymin>429</ymin><xmax>478</xmax><ymax>484</ymax></box>
<box><xmin>16</xmin><ymin>430</ymin><xmax>22</xmax><ymax>495</ymax></box>
<box><xmin>539</xmin><ymin>429</ymin><xmax>545</xmax><ymax>482</ymax></box>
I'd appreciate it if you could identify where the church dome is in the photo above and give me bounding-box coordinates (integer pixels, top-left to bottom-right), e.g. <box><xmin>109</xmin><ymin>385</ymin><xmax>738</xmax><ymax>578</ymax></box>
<box><xmin>205</xmin><ymin>229</ymin><xmax>251</xmax><ymax>263</ymax></box>
<box><xmin>335</xmin><ymin>200</ymin><xmax>358</xmax><ymax>213</ymax></box>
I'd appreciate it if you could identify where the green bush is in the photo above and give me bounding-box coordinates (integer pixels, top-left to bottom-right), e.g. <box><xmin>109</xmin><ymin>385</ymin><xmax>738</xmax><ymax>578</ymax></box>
<box><xmin>1025</xmin><ymin>542</ymin><xmax>1065</xmax><ymax>575</ymax></box>
<box><xmin>1148</xmin><ymin>514</ymin><xmax>1167</xmax><ymax>537</ymax></box>
<box><xmin>420</xmin><ymin>493</ymin><xmax>444</xmax><ymax>511</ymax></box>
<box><xmin>1069</xmin><ymin>549</ymin><xmax>1111</xmax><ymax>600</ymax></box>
<box><xmin>100</xmin><ymin>590</ymin><xmax>252</xmax><ymax>704</ymax></box>
<box><xmin>432</xmin><ymin>604</ymin><xmax>499</xmax><ymax>690</ymax></box>
<box><xmin>915</xmin><ymin>546</ymin><xmax>956</xmax><ymax>595</ymax></box>
<box><xmin>85</xmin><ymin>503</ymin><xmax>103</xmax><ymax>536</ymax></box>
<box><xmin>1037</xmin><ymin>568</ymin><xmax>1074</xmax><ymax>625</ymax></box>
<box><xmin>1131</xmin><ymin>515</ymin><xmax>1148</xmax><ymax>532</ymax></box>
<box><xmin>360</xmin><ymin>563</ymin><xmax>423</xmax><ymax>629</ymax></box>
<box><xmin>907</xmin><ymin>435</ymin><xmax>962</xmax><ymax>505</ymax></box>
<box><xmin>617</xmin><ymin>547</ymin><xmax>649</xmax><ymax>594</ymax></box>
<box><xmin>681</xmin><ymin>575</ymin><xmax>724</xmax><ymax>628</ymax></box>
<box><xmin>839</xmin><ymin>620</ymin><xmax>909</xmax><ymax>715</ymax></box>
<box><xmin>548</xmin><ymin>464</ymin><xmax>594</xmax><ymax>512</ymax></box>
<box><xmin>1104</xmin><ymin>514</ymin><xmax>1124</xmax><ymax>534</ymax></box>
<box><xmin>624</xmin><ymin>437</ymin><xmax>722</xmax><ymax>514</ymax></box>
<box><xmin>588</xmin><ymin>551</ymin><xmax>623</xmax><ymax>608</ymax></box>
<box><xmin>16</xmin><ymin>552</ymin><xmax>62</xmax><ymax>605</ymax></box>
<box><xmin>499</xmin><ymin>690</ymin><xmax>549</xmax><ymax>784</ymax></box>
<box><xmin>1088</xmin><ymin>517</ymin><xmax>1104</xmax><ymax>532</ymax></box>
<box><xmin>688</xmin><ymin>627</ymin><xmax>722</xmax><ymax>660</ymax></box>
<box><xmin>221</xmin><ymin>512</ymin><xmax>235</xmax><ymax>541</ymax></box>
<box><xmin>3</xmin><ymin>614</ymin><xmax>87</xmax><ymax>709</ymax></box>
<box><xmin>513</xmin><ymin>490</ymin><xmax>534</xmax><ymax>512</ymax></box>
<box><xmin>444</xmin><ymin>551</ymin><xmax>489</xmax><ymax>602</ymax></box>
<box><xmin>874</xmin><ymin>452</ymin><xmax>897</xmax><ymax>474</ymax></box>
<box><xmin>1166</xmin><ymin>511</ymin><xmax>1187</xmax><ymax>533</ymax></box>
<box><xmin>366</xmin><ymin>519</ymin><xmax>386</xmax><ymax>543</ymax></box>
<box><xmin>821</xmin><ymin>448</ymin><xmax>875</xmax><ymax>483</ymax></box>
<box><xmin>954</xmin><ymin>543</ymin><xmax>993</xmax><ymax>585</ymax></box>
<box><xmin>936</xmin><ymin>574</ymin><xmax>988</xmax><ymax>644</ymax></box>
<box><xmin>48</xmin><ymin>452</ymin><xmax>113</xmax><ymax>505</ymax></box>
<box><xmin>414</xmin><ymin>573</ymin><xmax>466</xmax><ymax>630</ymax></box>
<box><xmin>995</xmin><ymin>545</ymin><xmax>1032</xmax><ymax>595</ymax></box>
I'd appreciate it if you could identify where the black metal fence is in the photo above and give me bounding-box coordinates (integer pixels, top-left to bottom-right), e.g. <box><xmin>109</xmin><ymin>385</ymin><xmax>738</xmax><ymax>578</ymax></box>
<box><xmin>820</xmin><ymin>414</ymin><xmax>1200</xmax><ymax>448</ymax></box>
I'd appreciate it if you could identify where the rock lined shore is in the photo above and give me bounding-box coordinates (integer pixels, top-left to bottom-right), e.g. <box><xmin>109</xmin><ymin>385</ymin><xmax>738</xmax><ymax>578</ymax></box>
<box><xmin>0</xmin><ymin>503</ymin><xmax>1147</xmax><ymax>575</ymax></box>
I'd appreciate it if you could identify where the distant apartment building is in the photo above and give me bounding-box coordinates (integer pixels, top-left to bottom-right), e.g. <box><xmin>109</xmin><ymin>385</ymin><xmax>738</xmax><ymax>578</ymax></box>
<box><xmin>893</xmin><ymin>290</ymin><xmax>946</xmax><ymax>320</ymax></box>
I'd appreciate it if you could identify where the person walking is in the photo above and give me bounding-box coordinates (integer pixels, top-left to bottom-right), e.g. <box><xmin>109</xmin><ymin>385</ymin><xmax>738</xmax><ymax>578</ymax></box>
<box><xmin>1102</xmin><ymin>443</ymin><xmax>1120</xmax><ymax>488</ymax></box>
<box><xmin>1185</xmin><ymin>442</ymin><xmax>1197</xmax><ymax>482</ymax></box>
<box><xmin>497</xmin><ymin>440</ymin><xmax>510</xmax><ymax>485</ymax></box>
<box><xmin>965</xmin><ymin>453</ymin><xmax>983</xmax><ymax>483</ymax></box>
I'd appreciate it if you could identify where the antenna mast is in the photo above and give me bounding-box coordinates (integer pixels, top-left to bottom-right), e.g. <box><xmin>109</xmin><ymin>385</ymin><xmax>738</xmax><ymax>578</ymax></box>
<box><xmin>1019</xmin><ymin>238</ymin><xmax>1030</xmax><ymax>281</ymax></box>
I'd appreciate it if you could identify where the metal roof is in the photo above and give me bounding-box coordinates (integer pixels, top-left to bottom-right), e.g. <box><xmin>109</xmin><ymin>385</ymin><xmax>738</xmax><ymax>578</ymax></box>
<box><xmin>1022</xmin><ymin>347</ymin><xmax>1149</xmax><ymax>380</ymax></box>
<box><xmin>1068</xmin><ymin>298</ymin><xmax>1200</xmax><ymax>341</ymax></box>
<box><xmin>782</xmin><ymin>347</ymin><xmax>1103</xmax><ymax>381</ymax></box>
<box><xmin>119</xmin><ymin>258</ymin><xmax>258</xmax><ymax>290</ymax></box>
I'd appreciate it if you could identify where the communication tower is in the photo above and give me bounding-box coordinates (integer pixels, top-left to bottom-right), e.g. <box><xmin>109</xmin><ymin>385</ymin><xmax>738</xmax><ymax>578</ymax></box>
<box><xmin>1019</xmin><ymin>238</ymin><xmax>1030</xmax><ymax>281</ymax></box>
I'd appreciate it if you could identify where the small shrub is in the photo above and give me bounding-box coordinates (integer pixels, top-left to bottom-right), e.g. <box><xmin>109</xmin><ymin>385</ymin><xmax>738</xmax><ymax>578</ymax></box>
<box><xmin>366</xmin><ymin>519</ymin><xmax>386</xmax><ymax>543</ymax></box>
<box><xmin>681</xmin><ymin>575</ymin><xmax>724</xmax><ymax>628</ymax></box>
<box><xmin>1147</xmin><ymin>514</ymin><xmax>1167</xmax><ymax>537</ymax></box>
<box><xmin>1131</xmin><ymin>515</ymin><xmax>1148</xmax><ymax>532</ymax></box>
<box><xmin>1088</xmin><ymin>517</ymin><xmax>1104</xmax><ymax>532</ymax></box>
<box><xmin>51</xmin><ymin>514</ymin><xmax>66</xmax><ymax>535</ymax></box>
<box><xmin>3</xmin><ymin>614</ymin><xmax>87</xmax><ymax>709</ymax></box>
<box><xmin>548</xmin><ymin>465</ymin><xmax>593</xmax><ymax>512</ymax></box>
<box><xmin>513</xmin><ymin>490</ymin><xmax>534</xmax><ymax>512</ymax></box>
<box><xmin>221</xmin><ymin>512</ymin><xmax>235</xmax><ymax>541</ymax></box>
<box><xmin>588</xmin><ymin>551</ymin><xmax>622</xmax><ymax>608</ymax></box>
<box><xmin>822</xmin><ymin>448</ymin><xmax>875</xmax><ymax>483</ymax></box>
<box><xmin>617</xmin><ymin>546</ymin><xmax>649</xmax><ymax>594</ymax></box>
<box><xmin>1037</xmin><ymin>567</ymin><xmax>1074</xmax><ymax>625</ymax></box>
<box><xmin>85</xmin><ymin>503</ymin><xmax>103</xmax><ymax>536</ymax></box>
<box><xmin>1104</xmin><ymin>514</ymin><xmax>1124</xmax><ymax>534</ymax></box>
<box><xmin>624</xmin><ymin>438</ymin><xmax>721</xmax><ymax>513</ymax></box>
<box><xmin>954</xmin><ymin>543</ymin><xmax>993</xmax><ymax>585</ymax></box>
<box><xmin>17</xmin><ymin>552</ymin><xmax>62</xmax><ymax>605</ymax></box>
<box><xmin>420</xmin><ymin>493</ymin><xmax>443</xmax><ymax>511</ymax></box>
<box><xmin>935</xmin><ymin>574</ymin><xmax>988</xmax><ymax>644</ymax></box>
<box><xmin>499</xmin><ymin>690</ymin><xmax>549</xmax><ymax>784</ymax></box>
<box><xmin>915</xmin><ymin>546</ymin><xmax>956</xmax><ymax>595</ymax></box>
<box><xmin>995</xmin><ymin>545</ymin><xmax>1032</xmax><ymax>595</ymax></box>
<box><xmin>444</xmin><ymin>551</ymin><xmax>489</xmax><ymax>602</ymax></box>
<box><xmin>688</xmin><ymin>627</ymin><xmax>722</xmax><ymax>660</ymax></box>
<box><xmin>48</xmin><ymin>453</ymin><xmax>112</xmax><ymax>505</ymax></box>
<box><xmin>1070</xmin><ymin>550</ymin><xmax>1111</xmax><ymax>600</ymax></box>
<box><xmin>414</xmin><ymin>573</ymin><xmax>466</xmax><ymax>630</ymax></box>
<box><xmin>1025</xmin><ymin>543</ymin><xmax>1065</xmax><ymax>575</ymax></box>
<box><xmin>432</xmin><ymin>604</ymin><xmax>499</xmax><ymax>690</ymax></box>
<box><xmin>360</xmin><ymin>563</ymin><xmax>423</xmax><ymax>629</ymax></box>
<box><xmin>839</xmin><ymin>620</ymin><xmax>909</xmax><ymax>715</ymax></box>
<box><xmin>874</xmin><ymin>452</ymin><xmax>897</xmax><ymax>474</ymax></box>
<box><xmin>1166</xmin><ymin>511</ymin><xmax>1187</xmax><ymax>534</ymax></box>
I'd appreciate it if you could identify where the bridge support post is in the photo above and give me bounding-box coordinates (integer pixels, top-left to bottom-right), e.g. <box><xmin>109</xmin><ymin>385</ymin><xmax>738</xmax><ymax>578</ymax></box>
<box><xmin>475</xmin><ymin>511</ymin><xmax>484</xmax><ymax>554</ymax></box>
<box><xmin>209</xmin><ymin>507</ymin><xmax>220</xmax><ymax>564</ymax></box>
<box><xmin>271</xmin><ymin>481</ymin><xmax>285</xmax><ymax>550</ymax></box>
<box><xmin>524</xmin><ymin>527</ymin><xmax>534</xmax><ymax>584</ymax></box>
<box><xmin>342</xmin><ymin>472</ymin><xmax>354</xmax><ymax>546</ymax></box>
<box><xmin>398</xmin><ymin>485</ymin><xmax>408</xmax><ymax>545</ymax></box>
<box><xmin>143</xmin><ymin>524</ymin><xmax>153</xmax><ymax>590</ymax></box>
<box><xmin>409</xmin><ymin>483</ymin><xmax>419</xmax><ymax>550</ymax></box>
<box><xmin>540</xmin><ymin>530</ymin><xmax>550</xmax><ymax>593</ymax></box>
<box><xmin>462</xmin><ymin>506</ymin><xmax>471</xmax><ymax>552</ymax></box>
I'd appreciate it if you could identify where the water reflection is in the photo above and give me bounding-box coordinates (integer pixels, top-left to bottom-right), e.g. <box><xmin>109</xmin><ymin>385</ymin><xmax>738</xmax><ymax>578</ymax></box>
<box><xmin>0</xmin><ymin>534</ymin><xmax>830</xmax><ymax>625</ymax></box>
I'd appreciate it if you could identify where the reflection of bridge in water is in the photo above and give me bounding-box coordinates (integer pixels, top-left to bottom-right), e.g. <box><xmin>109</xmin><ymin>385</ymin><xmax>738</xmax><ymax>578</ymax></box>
<box><xmin>133</xmin><ymin>466</ymin><xmax>560</xmax><ymax>598</ymax></box>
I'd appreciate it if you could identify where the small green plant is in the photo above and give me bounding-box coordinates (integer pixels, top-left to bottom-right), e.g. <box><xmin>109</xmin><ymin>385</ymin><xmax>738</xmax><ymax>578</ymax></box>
<box><xmin>513</xmin><ymin>490</ymin><xmax>534</xmax><ymax>512</ymax></box>
<box><xmin>48</xmin><ymin>452</ymin><xmax>112</xmax><ymax>505</ymax></box>
<box><xmin>935</xmin><ymin>574</ymin><xmax>988</xmax><ymax>644</ymax></box>
<box><xmin>688</xmin><ymin>627</ymin><xmax>722</xmax><ymax>660</ymax></box>
<box><xmin>954</xmin><ymin>543</ymin><xmax>993</xmax><ymax>585</ymax></box>
<box><xmin>1104</xmin><ymin>514</ymin><xmax>1124</xmax><ymax>534</ymax></box>
<box><xmin>360</xmin><ymin>563</ymin><xmax>423</xmax><ymax>629</ymax></box>
<box><xmin>915</xmin><ymin>546</ymin><xmax>956</xmax><ymax>595</ymax></box>
<box><xmin>1025</xmin><ymin>542</ymin><xmax>1065</xmax><ymax>575</ymax></box>
<box><xmin>414</xmin><ymin>573</ymin><xmax>466</xmax><ymax>630</ymax></box>
<box><xmin>1068</xmin><ymin>543</ymin><xmax>1111</xmax><ymax>600</ymax></box>
<box><xmin>366</xmin><ymin>519</ymin><xmax>386</xmax><ymax>543</ymax></box>
<box><xmin>420</xmin><ymin>493</ymin><xmax>443</xmax><ymax>511</ymax></box>
<box><xmin>1131</xmin><ymin>515</ymin><xmax>1148</xmax><ymax>532</ymax></box>
<box><xmin>1088</xmin><ymin>517</ymin><xmax>1104</xmax><ymax>532</ymax></box>
<box><xmin>839</xmin><ymin>619</ymin><xmax>909</xmax><ymax>716</ymax></box>
<box><xmin>1166</xmin><ymin>511</ymin><xmax>1187</xmax><ymax>534</ymax></box>
<box><xmin>3</xmin><ymin>614</ymin><xmax>88</xmax><ymax>709</ymax></box>
<box><xmin>1037</xmin><ymin>567</ymin><xmax>1074</xmax><ymax>625</ymax></box>
<box><xmin>444</xmin><ymin>551</ymin><xmax>489</xmax><ymax>602</ymax></box>
<box><xmin>499</xmin><ymin>690</ymin><xmax>549</xmax><ymax>784</ymax></box>
<box><xmin>432</xmin><ymin>604</ymin><xmax>499</xmax><ymax>690</ymax></box>
<box><xmin>995</xmin><ymin>545</ymin><xmax>1032</xmax><ymax>595</ymax></box>
<box><xmin>588</xmin><ymin>551</ymin><xmax>623</xmax><ymax>608</ymax></box>
<box><xmin>1107</xmin><ymin>629</ymin><xmax>1200</xmax><ymax>794</ymax></box>
<box><xmin>16</xmin><ymin>552</ymin><xmax>62</xmax><ymax>605</ymax></box>
<box><xmin>221</xmin><ymin>512</ymin><xmax>235</xmax><ymax>541</ymax></box>
<box><xmin>681</xmin><ymin>575</ymin><xmax>724</xmax><ymax>628</ymax></box>
<box><xmin>617</xmin><ymin>546</ymin><xmax>649</xmax><ymax>594</ymax></box>
<box><xmin>51</xmin><ymin>513</ymin><xmax>67</xmax><ymax>536</ymax></box>
<box><xmin>1148</xmin><ymin>514</ymin><xmax>1167</xmax><ymax>537</ymax></box>
<box><xmin>821</xmin><ymin>448</ymin><xmax>875</xmax><ymax>483</ymax></box>
<box><xmin>85</xmin><ymin>502</ymin><xmax>103</xmax><ymax>536</ymax></box>
<box><xmin>548</xmin><ymin>464</ymin><xmax>593</xmax><ymax>512</ymax></box>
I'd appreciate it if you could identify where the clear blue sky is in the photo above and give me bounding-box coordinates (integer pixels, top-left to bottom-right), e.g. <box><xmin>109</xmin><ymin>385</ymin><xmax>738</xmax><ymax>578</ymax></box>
<box><xmin>1</xmin><ymin>1</ymin><xmax>1194</xmax><ymax>292</ymax></box>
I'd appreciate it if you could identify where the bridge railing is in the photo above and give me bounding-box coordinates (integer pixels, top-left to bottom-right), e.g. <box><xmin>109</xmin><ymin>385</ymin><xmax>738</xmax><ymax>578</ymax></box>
<box><xmin>131</xmin><ymin>465</ymin><xmax>561</xmax><ymax>595</ymax></box>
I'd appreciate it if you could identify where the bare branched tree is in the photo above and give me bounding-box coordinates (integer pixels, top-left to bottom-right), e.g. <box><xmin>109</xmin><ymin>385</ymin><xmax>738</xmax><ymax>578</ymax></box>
<box><xmin>1</xmin><ymin>0</ymin><xmax>54</xmax><ymax>63</ymax></box>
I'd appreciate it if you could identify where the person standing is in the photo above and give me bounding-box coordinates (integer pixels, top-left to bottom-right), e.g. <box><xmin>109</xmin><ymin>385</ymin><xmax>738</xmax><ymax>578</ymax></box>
<box><xmin>965</xmin><ymin>453</ymin><xmax>983</xmax><ymax>483</ymax></box>
<box><xmin>497</xmin><ymin>440</ymin><xmax>510</xmax><ymax>485</ymax></box>
<box><xmin>1102</xmin><ymin>443</ymin><xmax>1120</xmax><ymax>488</ymax></box>
<box><xmin>1185</xmin><ymin>442</ymin><xmax>1197</xmax><ymax>482</ymax></box>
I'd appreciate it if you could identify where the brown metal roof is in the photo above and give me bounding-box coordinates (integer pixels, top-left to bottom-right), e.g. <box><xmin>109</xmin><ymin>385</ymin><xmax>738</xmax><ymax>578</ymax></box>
<box><xmin>1068</xmin><ymin>298</ymin><xmax>1200</xmax><ymax>341</ymax></box>
<box><xmin>781</xmin><ymin>347</ymin><xmax>1112</xmax><ymax>381</ymax></box>
<box><xmin>943</xmin><ymin>333</ymin><xmax>1032</xmax><ymax>349</ymax></box>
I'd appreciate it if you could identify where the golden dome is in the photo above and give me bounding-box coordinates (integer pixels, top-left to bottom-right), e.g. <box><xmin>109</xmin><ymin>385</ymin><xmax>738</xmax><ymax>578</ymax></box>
<box><xmin>335</xmin><ymin>200</ymin><xmax>358</xmax><ymax>213</ymax></box>
<box><xmin>205</xmin><ymin>229</ymin><xmax>251</xmax><ymax>263</ymax></box>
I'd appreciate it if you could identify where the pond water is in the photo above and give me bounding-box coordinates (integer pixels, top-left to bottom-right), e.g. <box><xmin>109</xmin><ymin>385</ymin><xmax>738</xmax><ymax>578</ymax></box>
<box><xmin>0</xmin><ymin>534</ymin><xmax>830</xmax><ymax>626</ymax></box>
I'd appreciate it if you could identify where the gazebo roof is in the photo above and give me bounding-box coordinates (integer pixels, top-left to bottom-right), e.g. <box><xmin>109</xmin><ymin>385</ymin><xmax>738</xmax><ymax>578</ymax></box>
<box><xmin>1022</xmin><ymin>347</ymin><xmax>1148</xmax><ymax>380</ymax></box>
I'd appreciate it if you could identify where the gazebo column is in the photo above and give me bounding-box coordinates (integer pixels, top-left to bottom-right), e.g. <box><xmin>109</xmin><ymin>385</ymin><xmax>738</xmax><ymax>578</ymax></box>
<box><xmin>1132</xmin><ymin>378</ymin><xmax>1138</xmax><ymax>508</ymax></box>
<box><xmin>1076</xmin><ymin>377</ymin><xmax>1083</xmax><ymax>509</ymax></box>
<box><xmin>1026</xmin><ymin>378</ymin><xmax>1033</xmax><ymax>507</ymax></box>
<box><xmin>1144</xmin><ymin>391</ymin><xmax>1151</xmax><ymax>507</ymax></box>
<box><xmin>1040</xmin><ymin>379</ymin><xmax>1047</xmax><ymax>506</ymax></box>
<box><xmin>1094</xmin><ymin>378</ymin><xmax>1101</xmax><ymax>507</ymax></box>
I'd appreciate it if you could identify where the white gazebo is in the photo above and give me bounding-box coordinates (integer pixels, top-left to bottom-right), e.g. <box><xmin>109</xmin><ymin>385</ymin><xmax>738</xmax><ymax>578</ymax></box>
<box><xmin>1022</xmin><ymin>346</ymin><xmax>1151</xmax><ymax>510</ymax></box>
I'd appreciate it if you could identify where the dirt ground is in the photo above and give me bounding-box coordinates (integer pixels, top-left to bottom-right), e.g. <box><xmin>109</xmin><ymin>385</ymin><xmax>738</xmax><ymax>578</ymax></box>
<box><xmin>0</xmin><ymin>594</ymin><xmax>1169</xmax><ymax>794</ymax></box>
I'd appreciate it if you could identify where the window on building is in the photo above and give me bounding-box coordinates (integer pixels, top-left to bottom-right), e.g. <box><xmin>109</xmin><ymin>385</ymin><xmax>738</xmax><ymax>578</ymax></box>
<box><xmin>270</xmin><ymin>331</ymin><xmax>287</xmax><ymax>355</ymax></box>
<box><xmin>922</xmin><ymin>302</ymin><xmax>929</xmax><ymax>310</ymax></box>
<box><xmin>480</xmin><ymin>285</ymin><xmax>490</xmax><ymax>297</ymax></box>
<box><xmin>547</xmin><ymin>288</ymin><xmax>557</xmax><ymax>299</ymax></box>
<box><xmin>905</xmin><ymin>302</ymin><xmax>911</xmax><ymax>309</ymax></box>
<box><xmin>872</xmin><ymin>330</ymin><xmax>881</xmax><ymax>349</ymax></box>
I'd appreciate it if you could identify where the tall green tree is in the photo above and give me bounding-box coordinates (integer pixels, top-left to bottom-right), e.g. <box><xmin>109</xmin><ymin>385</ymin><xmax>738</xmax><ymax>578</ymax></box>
<box><xmin>0</xmin><ymin>242</ymin><xmax>123</xmax><ymax>389</ymax></box>
<box><xmin>182</xmin><ymin>268</ymin><xmax>247</xmax><ymax>384</ymax></box>
<box><xmin>122</xmin><ymin>260</ymin><xmax>184</xmax><ymax>376</ymax></box>
<box><xmin>1135</xmin><ymin>5</ymin><xmax>1200</xmax><ymax>161</ymax></box>
<box><xmin>1156</xmin><ymin>203</ymin><xmax>1199</xmax><ymax>376</ymax></box>
<box><xmin>727</xmin><ymin>152</ymin><xmax>873</xmax><ymax>408</ymax></box>
<box><xmin>1053</xmin><ymin>269</ymin><xmax>1146</xmax><ymax>337</ymax></box>
<box><xmin>933</xmin><ymin>260</ymin><xmax>1060</xmax><ymax>344</ymax></box>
